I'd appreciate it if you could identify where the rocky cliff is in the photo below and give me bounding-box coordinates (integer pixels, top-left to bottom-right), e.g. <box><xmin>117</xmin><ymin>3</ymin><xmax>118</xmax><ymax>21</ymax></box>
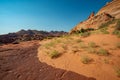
<box><xmin>70</xmin><ymin>0</ymin><xmax>120</xmax><ymax>34</ymax></box>
<box><xmin>96</xmin><ymin>0</ymin><xmax>120</xmax><ymax>19</ymax></box>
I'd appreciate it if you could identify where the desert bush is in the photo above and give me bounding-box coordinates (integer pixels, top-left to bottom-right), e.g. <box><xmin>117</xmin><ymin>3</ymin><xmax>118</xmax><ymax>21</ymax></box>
<box><xmin>86</xmin><ymin>48</ymin><xmax>97</xmax><ymax>54</ymax></box>
<box><xmin>88</xmin><ymin>42</ymin><xmax>97</xmax><ymax>48</ymax></box>
<box><xmin>99</xmin><ymin>19</ymin><xmax>116</xmax><ymax>29</ymax></box>
<box><xmin>112</xmin><ymin>30</ymin><xmax>120</xmax><ymax>38</ymax></box>
<box><xmin>97</xmin><ymin>48</ymin><xmax>109</xmax><ymax>56</ymax></box>
<box><xmin>114</xmin><ymin>67</ymin><xmax>120</xmax><ymax>77</ymax></box>
<box><xmin>78</xmin><ymin>28</ymin><xmax>94</xmax><ymax>33</ymax></box>
<box><xmin>103</xmin><ymin>59</ymin><xmax>109</xmax><ymax>64</ymax></box>
<box><xmin>49</xmin><ymin>50</ymin><xmax>60</xmax><ymax>59</ymax></box>
<box><xmin>115</xmin><ymin>42</ymin><xmax>120</xmax><ymax>48</ymax></box>
<box><xmin>43</xmin><ymin>41</ymin><xmax>56</xmax><ymax>48</ymax></box>
<box><xmin>76</xmin><ymin>39</ymin><xmax>83</xmax><ymax>43</ymax></box>
<box><xmin>115</xmin><ymin>19</ymin><xmax>120</xmax><ymax>30</ymax></box>
<box><xmin>62</xmin><ymin>45</ymin><xmax>67</xmax><ymax>50</ymax></box>
<box><xmin>80</xmin><ymin>32</ymin><xmax>91</xmax><ymax>37</ymax></box>
<box><xmin>100</xmin><ymin>28</ymin><xmax>109</xmax><ymax>34</ymax></box>
<box><xmin>54</xmin><ymin>39</ymin><xmax>61</xmax><ymax>43</ymax></box>
<box><xmin>81</xmin><ymin>55</ymin><xmax>92</xmax><ymax>64</ymax></box>
<box><xmin>61</xmin><ymin>35</ymin><xmax>71</xmax><ymax>39</ymax></box>
<box><xmin>79</xmin><ymin>42</ymin><xmax>87</xmax><ymax>48</ymax></box>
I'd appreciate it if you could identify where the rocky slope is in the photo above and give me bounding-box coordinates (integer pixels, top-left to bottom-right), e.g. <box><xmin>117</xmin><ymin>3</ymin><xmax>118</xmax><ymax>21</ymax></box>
<box><xmin>0</xmin><ymin>29</ymin><xmax>67</xmax><ymax>44</ymax></box>
<box><xmin>0</xmin><ymin>41</ymin><xmax>95</xmax><ymax>80</ymax></box>
<box><xmin>70</xmin><ymin>0</ymin><xmax>120</xmax><ymax>33</ymax></box>
<box><xmin>96</xmin><ymin>0</ymin><xmax>120</xmax><ymax>19</ymax></box>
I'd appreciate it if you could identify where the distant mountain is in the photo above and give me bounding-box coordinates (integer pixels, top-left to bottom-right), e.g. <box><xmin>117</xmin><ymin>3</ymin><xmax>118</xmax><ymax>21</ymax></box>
<box><xmin>0</xmin><ymin>29</ymin><xmax>67</xmax><ymax>44</ymax></box>
<box><xmin>70</xmin><ymin>0</ymin><xmax>120</xmax><ymax>33</ymax></box>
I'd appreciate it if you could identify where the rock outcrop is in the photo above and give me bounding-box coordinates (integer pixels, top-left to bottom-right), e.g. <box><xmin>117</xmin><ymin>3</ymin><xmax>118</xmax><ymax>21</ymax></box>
<box><xmin>97</xmin><ymin>0</ymin><xmax>120</xmax><ymax>19</ymax></box>
<box><xmin>70</xmin><ymin>0</ymin><xmax>120</xmax><ymax>34</ymax></box>
<box><xmin>88</xmin><ymin>12</ymin><xmax>95</xmax><ymax>19</ymax></box>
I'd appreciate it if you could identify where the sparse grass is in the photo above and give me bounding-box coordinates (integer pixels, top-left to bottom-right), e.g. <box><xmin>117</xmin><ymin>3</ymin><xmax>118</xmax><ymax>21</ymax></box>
<box><xmin>97</xmin><ymin>48</ymin><xmax>109</xmax><ymax>56</ymax></box>
<box><xmin>100</xmin><ymin>27</ymin><xmax>109</xmax><ymax>34</ymax></box>
<box><xmin>62</xmin><ymin>35</ymin><xmax>73</xmax><ymax>40</ymax></box>
<box><xmin>91</xmin><ymin>29</ymin><xmax>101</xmax><ymax>34</ymax></box>
<box><xmin>86</xmin><ymin>47</ymin><xmax>97</xmax><ymax>54</ymax></box>
<box><xmin>88</xmin><ymin>42</ymin><xmax>97</xmax><ymax>48</ymax></box>
<box><xmin>112</xmin><ymin>19</ymin><xmax>120</xmax><ymax>37</ymax></box>
<box><xmin>54</xmin><ymin>39</ymin><xmax>61</xmax><ymax>43</ymax></box>
<box><xmin>76</xmin><ymin>39</ymin><xmax>83</xmax><ymax>43</ymax></box>
<box><xmin>99</xmin><ymin>19</ymin><xmax>116</xmax><ymax>29</ymax></box>
<box><xmin>49</xmin><ymin>50</ymin><xmax>60</xmax><ymax>59</ymax></box>
<box><xmin>81</xmin><ymin>55</ymin><xmax>92</xmax><ymax>64</ymax></box>
<box><xmin>114</xmin><ymin>67</ymin><xmax>120</xmax><ymax>77</ymax></box>
<box><xmin>72</xmin><ymin>48</ymin><xmax>79</xmax><ymax>53</ymax></box>
<box><xmin>113</xmin><ymin>30</ymin><xmax>120</xmax><ymax>38</ymax></box>
<box><xmin>71</xmin><ymin>45</ymin><xmax>79</xmax><ymax>53</ymax></box>
<box><xmin>80</xmin><ymin>32</ymin><xmax>91</xmax><ymax>37</ymax></box>
<box><xmin>62</xmin><ymin>45</ymin><xmax>67</xmax><ymax>50</ymax></box>
<box><xmin>103</xmin><ymin>58</ymin><xmax>109</xmax><ymax>64</ymax></box>
<box><xmin>79</xmin><ymin>42</ymin><xmax>87</xmax><ymax>48</ymax></box>
<box><xmin>43</xmin><ymin>41</ymin><xmax>56</xmax><ymax>48</ymax></box>
<box><xmin>102</xmin><ymin>42</ymin><xmax>108</xmax><ymax>46</ymax></box>
<box><xmin>43</xmin><ymin>38</ymin><xmax>63</xmax><ymax>49</ymax></box>
<box><xmin>115</xmin><ymin>19</ymin><xmax>120</xmax><ymax>30</ymax></box>
<box><xmin>115</xmin><ymin>42</ymin><xmax>120</xmax><ymax>48</ymax></box>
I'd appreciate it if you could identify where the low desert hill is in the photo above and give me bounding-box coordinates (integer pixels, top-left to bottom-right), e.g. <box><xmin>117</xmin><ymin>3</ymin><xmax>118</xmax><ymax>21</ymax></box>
<box><xmin>0</xmin><ymin>29</ymin><xmax>67</xmax><ymax>44</ymax></box>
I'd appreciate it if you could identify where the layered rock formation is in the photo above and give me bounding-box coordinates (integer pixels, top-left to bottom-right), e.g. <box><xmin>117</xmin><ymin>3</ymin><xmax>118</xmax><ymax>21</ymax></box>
<box><xmin>97</xmin><ymin>0</ymin><xmax>120</xmax><ymax>19</ymax></box>
<box><xmin>70</xmin><ymin>0</ymin><xmax>120</xmax><ymax>34</ymax></box>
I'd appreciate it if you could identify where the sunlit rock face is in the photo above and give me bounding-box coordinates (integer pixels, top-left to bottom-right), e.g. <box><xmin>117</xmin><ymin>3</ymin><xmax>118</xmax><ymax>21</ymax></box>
<box><xmin>70</xmin><ymin>0</ymin><xmax>120</xmax><ymax>34</ymax></box>
<box><xmin>96</xmin><ymin>0</ymin><xmax>120</xmax><ymax>19</ymax></box>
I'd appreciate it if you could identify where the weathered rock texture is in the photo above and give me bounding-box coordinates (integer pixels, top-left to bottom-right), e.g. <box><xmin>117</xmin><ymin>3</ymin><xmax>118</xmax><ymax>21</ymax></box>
<box><xmin>70</xmin><ymin>0</ymin><xmax>120</xmax><ymax>34</ymax></box>
<box><xmin>96</xmin><ymin>0</ymin><xmax>120</xmax><ymax>19</ymax></box>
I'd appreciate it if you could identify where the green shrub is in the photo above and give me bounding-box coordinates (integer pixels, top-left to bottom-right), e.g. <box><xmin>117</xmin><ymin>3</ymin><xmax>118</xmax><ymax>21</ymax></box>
<box><xmin>49</xmin><ymin>50</ymin><xmax>60</xmax><ymax>59</ymax></box>
<box><xmin>97</xmin><ymin>48</ymin><xmax>109</xmax><ymax>56</ymax></box>
<box><xmin>81</xmin><ymin>55</ymin><xmax>92</xmax><ymax>64</ymax></box>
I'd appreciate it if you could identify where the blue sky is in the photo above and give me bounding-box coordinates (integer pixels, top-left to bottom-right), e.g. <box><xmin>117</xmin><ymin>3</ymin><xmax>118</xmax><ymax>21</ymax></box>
<box><xmin>0</xmin><ymin>0</ymin><xmax>111</xmax><ymax>34</ymax></box>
